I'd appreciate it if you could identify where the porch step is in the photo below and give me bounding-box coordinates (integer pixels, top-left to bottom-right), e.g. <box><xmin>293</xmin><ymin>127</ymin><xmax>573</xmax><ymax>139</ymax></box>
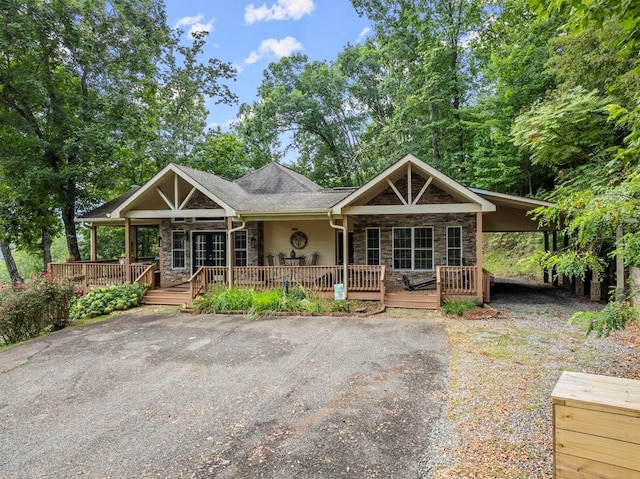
<box><xmin>384</xmin><ymin>292</ymin><xmax>440</xmax><ymax>309</ymax></box>
<box><xmin>143</xmin><ymin>287</ymin><xmax>191</xmax><ymax>306</ymax></box>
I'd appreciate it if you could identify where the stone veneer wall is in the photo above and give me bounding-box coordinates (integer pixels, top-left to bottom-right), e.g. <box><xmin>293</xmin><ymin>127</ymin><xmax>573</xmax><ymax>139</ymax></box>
<box><xmin>367</xmin><ymin>178</ymin><xmax>456</xmax><ymax>205</ymax></box>
<box><xmin>158</xmin><ymin>219</ymin><xmax>262</xmax><ymax>286</ymax></box>
<box><xmin>353</xmin><ymin>213</ymin><xmax>477</xmax><ymax>287</ymax></box>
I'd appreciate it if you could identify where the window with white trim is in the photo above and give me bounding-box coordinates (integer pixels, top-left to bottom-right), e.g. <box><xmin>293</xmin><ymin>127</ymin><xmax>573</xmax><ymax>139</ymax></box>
<box><xmin>234</xmin><ymin>230</ymin><xmax>248</xmax><ymax>266</ymax></box>
<box><xmin>366</xmin><ymin>228</ymin><xmax>381</xmax><ymax>265</ymax></box>
<box><xmin>393</xmin><ymin>227</ymin><xmax>433</xmax><ymax>270</ymax></box>
<box><xmin>172</xmin><ymin>231</ymin><xmax>186</xmax><ymax>269</ymax></box>
<box><xmin>447</xmin><ymin>226</ymin><xmax>463</xmax><ymax>266</ymax></box>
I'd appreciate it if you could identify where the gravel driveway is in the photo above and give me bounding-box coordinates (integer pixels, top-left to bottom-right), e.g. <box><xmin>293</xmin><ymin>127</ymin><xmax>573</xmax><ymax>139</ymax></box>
<box><xmin>0</xmin><ymin>311</ymin><xmax>448</xmax><ymax>478</ymax></box>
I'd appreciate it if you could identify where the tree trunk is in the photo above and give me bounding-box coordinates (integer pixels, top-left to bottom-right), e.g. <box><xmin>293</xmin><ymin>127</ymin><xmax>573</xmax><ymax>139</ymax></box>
<box><xmin>42</xmin><ymin>229</ymin><xmax>52</xmax><ymax>270</ymax></box>
<box><xmin>61</xmin><ymin>204</ymin><xmax>81</xmax><ymax>261</ymax></box>
<box><xmin>0</xmin><ymin>241</ymin><xmax>23</xmax><ymax>286</ymax></box>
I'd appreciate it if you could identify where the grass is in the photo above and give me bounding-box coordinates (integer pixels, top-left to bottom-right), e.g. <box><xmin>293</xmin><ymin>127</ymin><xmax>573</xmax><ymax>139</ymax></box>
<box><xmin>483</xmin><ymin>232</ymin><xmax>544</xmax><ymax>279</ymax></box>
<box><xmin>194</xmin><ymin>285</ymin><xmax>336</xmax><ymax>318</ymax></box>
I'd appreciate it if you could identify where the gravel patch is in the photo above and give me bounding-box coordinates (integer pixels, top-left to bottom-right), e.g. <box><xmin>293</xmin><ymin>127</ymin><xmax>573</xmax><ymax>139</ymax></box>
<box><xmin>430</xmin><ymin>277</ymin><xmax>640</xmax><ymax>478</ymax></box>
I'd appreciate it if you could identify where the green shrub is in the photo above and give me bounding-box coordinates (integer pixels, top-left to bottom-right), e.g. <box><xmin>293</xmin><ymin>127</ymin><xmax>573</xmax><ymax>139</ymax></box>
<box><xmin>193</xmin><ymin>285</ymin><xmax>256</xmax><ymax>313</ymax></box>
<box><xmin>570</xmin><ymin>299</ymin><xmax>640</xmax><ymax>338</ymax></box>
<box><xmin>0</xmin><ymin>272</ymin><xmax>78</xmax><ymax>345</ymax></box>
<box><xmin>70</xmin><ymin>283</ymin><xmax>144</xmax><ymax>320</ymax></box>
<box><xmin>195</xmin><ymin>286</ymin><xmax>332</xmax><ymax>318</ymax></box>
<box><xmin>441</xmin><ymin>299</ymin><xmax>479</xmax><ymax>316</ymax></box>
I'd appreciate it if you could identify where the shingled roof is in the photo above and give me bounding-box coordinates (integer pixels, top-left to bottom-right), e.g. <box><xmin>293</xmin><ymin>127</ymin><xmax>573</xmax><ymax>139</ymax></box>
<box><xmin>77</xmin><ymin>161</ymin><xmax>355</xmax><ymax>221</ymax></box>
<box><xmin>235</xmin><ymin>162</ymin><xmax>324</xmax><ymax>194</ymax></box>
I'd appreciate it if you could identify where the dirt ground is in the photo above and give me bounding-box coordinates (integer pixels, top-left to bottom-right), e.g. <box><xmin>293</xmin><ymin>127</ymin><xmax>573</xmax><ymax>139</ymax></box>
<box><xmin>430</xmin><ymin>277</ymin><xmax>640</xmax><ymax>478</ymax></box>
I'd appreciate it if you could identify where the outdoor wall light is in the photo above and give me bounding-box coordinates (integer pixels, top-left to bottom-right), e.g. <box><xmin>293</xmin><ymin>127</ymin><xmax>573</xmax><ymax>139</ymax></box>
<box><xmin>156</xmin><ymin>236</ymin><xmax>162</xmax><ymax>247</ymax></box>
<box><xmin>250</xmin><ymin>237</ymin><xmax>257</xmax><ymax>248</ymax></box>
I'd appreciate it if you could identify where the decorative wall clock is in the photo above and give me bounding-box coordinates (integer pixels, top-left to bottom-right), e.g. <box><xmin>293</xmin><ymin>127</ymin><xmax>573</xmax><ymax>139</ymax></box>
<box><xmin>290</xmin><ymin>231</ymin><xmax>308</xmax><ymax>249</ymax></box>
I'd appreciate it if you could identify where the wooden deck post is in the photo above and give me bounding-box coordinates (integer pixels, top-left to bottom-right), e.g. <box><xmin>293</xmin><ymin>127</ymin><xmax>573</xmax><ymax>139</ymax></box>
<box><xmin>476</xmin><ymin>211</ymin><xmax>484</xmax><ymax>303</ymax></box>
<box><xmin>90</xmin><ymin>225</ymin><xmax>98</xmax><ymax>262</ymax></box>
<box><xmin>124</xmin><ymin>217</ymin><xmax>131</xmax><ymax>283</ymax></box>
<box><xmin>226</xmin><ymin>217</ymin><xmax>234</xmax><ymax>288</ymax></box>
<box><xmin>342</xmin><ymin>215</ymin><xmax>349</xmax><ymax>298</ymax></box>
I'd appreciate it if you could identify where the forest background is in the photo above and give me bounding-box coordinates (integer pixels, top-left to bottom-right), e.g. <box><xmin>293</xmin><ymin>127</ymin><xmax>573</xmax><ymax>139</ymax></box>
<box><xmin>0</xmin><ymin>0</ymin><xmax>639</xmax><ymax>325</ymax></box>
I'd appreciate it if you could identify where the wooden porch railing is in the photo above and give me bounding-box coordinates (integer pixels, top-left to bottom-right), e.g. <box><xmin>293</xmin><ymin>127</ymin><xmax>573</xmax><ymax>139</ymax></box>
<box><xmin>189</xmin><ymin>265</ymin><xmax>386</xmax><ymax>300</ymax></box>
<box><xmin>437</xmin><ymin>266</ymin><xmax>479</xmax><ymax>296</ymax></box>
<box><xmin>134</xmin><ymin>264</ymin><xmax>156</xmax><ymax>291</ymax></box>
<box><xmin>49</xmin><ymin>262</ymin><xmax>150</xmax><ymax>290</ymax></box>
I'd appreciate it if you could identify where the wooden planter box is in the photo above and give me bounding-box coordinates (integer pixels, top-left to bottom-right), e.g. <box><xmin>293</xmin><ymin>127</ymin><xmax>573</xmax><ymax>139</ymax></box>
<box><xmin>552</xmin><ymin>371</ymin><xmax>640</xmax><ymax>478</ymax></box>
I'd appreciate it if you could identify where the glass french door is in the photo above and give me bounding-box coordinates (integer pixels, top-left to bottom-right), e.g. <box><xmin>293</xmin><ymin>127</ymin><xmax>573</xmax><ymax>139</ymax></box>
<box><xmin>192</xmin><ymin>232</ymin><xmax>226</xmax><ymax>273</ymax></box>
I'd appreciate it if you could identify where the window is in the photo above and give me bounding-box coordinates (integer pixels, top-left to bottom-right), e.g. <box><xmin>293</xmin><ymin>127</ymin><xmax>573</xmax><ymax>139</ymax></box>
<box><xmin>366</xmin><ymin>228</ymin><xmax>381</xmax><ymax>265</ymax></box>
<box><xmin>234</xmin><ymin>230</ymin><xmax>248</xmax><ymax>266</ymax></box>
<box><xmin>447</xmin><ymin>226</ymin><xmax>462</xmax><ymax>266</ymax></box>
<box><xmin>172</xmin><ymin>231</ymin><xmax>186</xmax><ymax>269</ymax></box>
<box><xmin>393</xmin><ymin>227</ymin><xmax>433</xmax><ymax>270</ymax></box>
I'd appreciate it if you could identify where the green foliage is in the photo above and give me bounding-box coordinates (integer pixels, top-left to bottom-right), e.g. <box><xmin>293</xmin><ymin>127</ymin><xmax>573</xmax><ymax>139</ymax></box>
<box><xmin>527</xmin><ymin>249</ymin><xmax>607</xmax><ymax>282</ymax></box>
<box><xmin>442</xmin><ymin>299</ymin><xmax>479</xmax><ymax>316</ymax></box>
<box><xmin>570</xmin><ymin>298</ymin><xmax>639</xmax><ymax>338</ymax></box>
<box><xmin>194</xmin><ymin>286</ymin><xmax>332</xmax><ymax>319</ymax></box>
<box><xmin>0</xmin><ymin>272</ymin><xmax>77</xmax><ymax>345</ymax></box>
<box><xmin>483</xmin><ymin>233</ymin><xmax>544</xmax><ymax>279</ymax></box>
<box><xmin>70</xmin><ymin>284</ymin><xmax>144</xmax><ymax>321</ymax></box>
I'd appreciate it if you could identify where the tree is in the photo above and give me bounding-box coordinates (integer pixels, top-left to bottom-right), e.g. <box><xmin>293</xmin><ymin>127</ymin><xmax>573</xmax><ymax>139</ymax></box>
<box><xmin>523</xmin><ymin>0</ymin><xmax>640</xmax><ymax>335</ymax></box>
<box><xmin>0</xmin><ymin>0</ymin><xmax>168</xmax><ymax>263</ymax></box>
<box><xmin>351</xmin><ymin>0</ymin><xmax>484</xmax><ymax>177</ymax></box>
<box><xmin>237</xmin><ymin>54</ymin><xmax>369</xmax><ymax>186</ymax></box>
<box><xmin>462</xmin><ymin>0</ymin><xmax>561</xmax><ymax>195</ymax></box>
<box><xmin>0</xmin><ymin>1</ymin><xmax>238</xmax><ymax>273</ymax></box>
<box><xmin>149</xmin><ymin>30</ymin><xmax>237</xmax><ymax>170</ymax></box>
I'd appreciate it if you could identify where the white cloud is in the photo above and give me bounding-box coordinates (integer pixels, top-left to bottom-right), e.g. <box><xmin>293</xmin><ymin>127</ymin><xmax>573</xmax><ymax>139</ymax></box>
<box><xmin>174</xmin><ymin>14</ymin><xmax>203</xmax><ymax>29</ymax></box>
<box><xmin>174</xmin><ymin>13</ymin><xmax>215</xmax><ymax>39</ymax></box>
<box><xmin>357</xmin><ymin>27</ymin><xmax>371</xmax><ymax>43</ymax></box>
<box><xmin>244</xmin><ymin>36</ymin><xmax>303</xmax><ymax>64</ymax></box>
<box><xmin>245</xmin><ymin>0</ymin><xmax>315</xmax><ymax>24</ymax></box>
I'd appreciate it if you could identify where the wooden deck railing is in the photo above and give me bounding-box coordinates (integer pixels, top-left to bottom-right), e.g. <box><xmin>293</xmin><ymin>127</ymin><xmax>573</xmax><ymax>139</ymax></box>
<box><xmin>189</xmin><ymin>265</ymin><xmax>386</xmax><ymax>299</ymax></box>
<box><xmin>134</xmin><ymin>264</ymin><xmax>156</xmax><ymax>291</ymax></box>
<box><xmin>49</xmin><ymin>262</ymin><xmax>151</xmax><ymax>290</ymax></box>
<box><xmin>438</xmin><ymin>266</ymin><xmax>478</xmax><ymax>296</ymax></box>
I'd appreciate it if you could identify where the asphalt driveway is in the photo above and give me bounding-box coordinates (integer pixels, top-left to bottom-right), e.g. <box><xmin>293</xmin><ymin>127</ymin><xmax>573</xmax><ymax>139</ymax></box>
<box><xmin>0</xmin><ymin>309</ymin><xmax>448</xmax><ymax>479</ymax></box>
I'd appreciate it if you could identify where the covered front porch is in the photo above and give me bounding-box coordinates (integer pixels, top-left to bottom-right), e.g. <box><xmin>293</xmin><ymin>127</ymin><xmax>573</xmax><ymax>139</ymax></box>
<box><xmin>48</xmin><ymin>262</ymin><xmax>490</xmax><ymax>309</ymax></box>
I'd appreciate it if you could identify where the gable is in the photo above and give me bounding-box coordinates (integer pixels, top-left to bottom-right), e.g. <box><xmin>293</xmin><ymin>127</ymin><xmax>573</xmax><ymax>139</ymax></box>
<box><xmin>366</xmin><ymin>176</ymin><xmax>458</xmax><ymax>206</ymax></box>
<box><xmin>110</xmin><ymin>164</ymin><xmax>237</xmax><ymax>219</ymax></box>
<box><xmin>332</xmin><ymin>154</ymin><xmax>496</xmax><ymax>215</ymax></box>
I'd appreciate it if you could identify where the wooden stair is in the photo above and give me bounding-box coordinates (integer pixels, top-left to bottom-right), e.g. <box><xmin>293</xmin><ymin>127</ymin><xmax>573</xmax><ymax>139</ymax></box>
<box><xmin>143</xmin><ymin>285</ymin><xmax>191</xmax><ymax>306</ymax></box>
<box><xmin>384</xmin><ymin>290</ymin><xmax>440</xmax><ymax>309</ymax></box>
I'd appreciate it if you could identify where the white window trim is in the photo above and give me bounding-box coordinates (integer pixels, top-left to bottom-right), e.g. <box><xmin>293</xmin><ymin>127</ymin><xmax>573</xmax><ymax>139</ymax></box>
<box><xmin>234</xmin><ymin>230</ymin><xmax>248</xmax><ymax>266</ymax></box>
<box><xmin>366</xmin><ymin>228</ymin><xmax>381</xmax><ymax>265</ymax></box>
<box><xmin>172</xmin><ymin>230</ymin><xmax>187</xmax><ymax>269</ymax></box>
<box><xmin>392</xmin><ymin>227</ymin><xmax>434</xmax><ymax>271</ymax></box>
<box><xmin>446</xmin><ymin>226</ymin><xmax>463</xmax><ymax>266</ymax></box>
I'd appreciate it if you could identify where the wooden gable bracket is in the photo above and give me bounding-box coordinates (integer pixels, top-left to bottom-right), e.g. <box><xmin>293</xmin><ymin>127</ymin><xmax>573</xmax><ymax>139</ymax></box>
<box><xmin>156</xmin><ymin>172</ymin><xmax>197</xmax><ymax>211</ymax></box>
<box><xmin>385</xmin><ymin>163</ymin><xmax>434</xmax><ymax>206</ymax></box>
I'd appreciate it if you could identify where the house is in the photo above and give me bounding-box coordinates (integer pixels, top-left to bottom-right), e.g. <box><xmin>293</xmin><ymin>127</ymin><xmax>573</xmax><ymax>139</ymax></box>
<box><xmin>51</xmin><ymin>154</ymin><xmax>553</xmax><ymax>308</ymax></box>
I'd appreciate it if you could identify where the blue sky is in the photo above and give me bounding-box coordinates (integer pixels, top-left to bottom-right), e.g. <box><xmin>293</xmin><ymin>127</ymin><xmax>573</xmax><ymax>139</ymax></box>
<box><xmin>163</xmin><ymin>0</ymin><xmax>372</xmax><ymax>130</ymax></box>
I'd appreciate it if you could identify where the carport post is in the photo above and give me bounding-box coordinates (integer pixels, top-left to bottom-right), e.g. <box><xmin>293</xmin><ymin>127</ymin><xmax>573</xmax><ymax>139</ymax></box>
<box><xmin>476</xmin><ymin>211</ymin><xmax>484</xmax><ymax>303</ymax></box>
